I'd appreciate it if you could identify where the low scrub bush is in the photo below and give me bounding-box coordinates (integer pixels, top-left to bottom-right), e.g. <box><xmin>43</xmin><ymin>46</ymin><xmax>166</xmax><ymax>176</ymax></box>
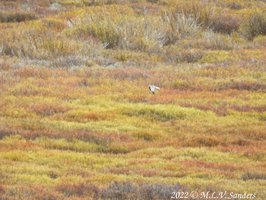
<box><xmin>225</xmin><ymin>81</ymin><xmax>266</xmax><ymax>91</ymax></box>
<box><xmin>123</xmin><ymin>106</ymin><xmax>187</xmax><ymax>122</ymax></box>
<box><xmin>226</xmin><ymin>2</ymin><xmax>243</xmax><ymax>10</ymax></box>
<box><xmin>0</xmin><ymin>60</ymin><xmax>11</xmax><ymax>71</ymax></box>
<box><xmin>172</xmin><ymin>79</ymin><xmax>194</xmax><ymax>90</ymax></box>
<box><xmin>210</xmin><ymin>13</ymin><xmax>241</xmax><ymax>34</ymax></box>
<box><xmin>0</xmin><ymin>12</ymin><xmax>36</xmax><ymax>23</ymax></box>
<box><xmin>13</xmin><ymin>67</ymin><xmax>50</xmax><ymax>79</ymax></box>
<box><xmin>48</xmin><ymin>55</ymin><xmax>91</xmax><ymax>68</ymax></box>
<box><xmin>242</xmin><ymin>172</ymin><xmax>266</xmax><ymax>181</ymax></box>
<box><xmin>164</xmin><ymin>46</ymin><xmax>204</xmax><ymax>63</ymax></box>
<box><xmin>200</xmin><ymin>31</ymin><xmax>235</xmax><ymax>50</ymax></box>
<box><xmin>139</xmin><ymin>184</ymin><xmax>181</xmax><ymax>200</ymax></box>
<box><xmin>105</xmin><ymin>66</ymin><xmax>149</xmax><ymax>80</ymax></box>
<box><xmin>199</xmin><ymin>50</ymin><xmax>232</xmax><ymax>63</ymax></box>
<box><xmin>167</xmin><ymin>1</ymin><xmax>240</xmax><ymax>34</ymax></box>
<box><xmin>56</xmin><ymin>182</ymin><xmax>100</xmax><ymax>198</ymax></box>
<box><xmin>62</xmin><ymin>110</ymin><xmax>111</xmax><ymax>122</ymax></box>
<box><xmin>101</xmin><ymin>181</ymin><xmax>182</xmax><ymax>200</ymax></box>
<box><xmin>42</xmin><ymin>18</ymin><xmax>67</xmax><ymax>31</ymax></box>
<box><xmin>102</xmin><ymin>143</ymin><xmax>131</xmax><ymax>154</ymax></box>
<box><xmin>31</xmin><ymin>103</ymin><xmax>70</xmax><ymax>116</ymax></box>
<box><xmin>2</xmin><ymin>185</ymin><xmax>62</xmax><ymax>200</ymax></box>
<box><xmin>70</xmin><ymin>0</ymin><xmax>119</xmax><ymax>6</ymax></box>
<box><xmin>229</xmin><ymin>105</ymin><xmax>266</xmax><ymax>113</ymax></box>
<box><xmin>40</xmin><ymin>37</ymin><xmax>80</xmax><ymax>56</ymax></box>
<box><xmin>241</xmin><ymin>12</ymin><xmax>266</xmax><ymax>40</ymax></box>
<box><xmin>101</xmin><ymin>181</ymin><xmax>139</xmax><ymax>199</ymax></box>
<box><xmin>179</xmin><ymin>101</ymin><xmax>228</xmax><ymax>116</ymax></box>
<box><xmin>133</xmin><ymin>131</ymin><xmax>161</xmax><ymax>141</ymax></box>
<box><xmin>253</xmin><ymin>35</ymin><xmax>266</xmax><ymax>47</ymax></box>
<box><xmin>185</xmin><ymin>135</ymin><xmax>221</xmax><ymax>147</ymax></box>
<box><xmin>0</xmin><ymin>128</ymin><xmax>15</xmax><ymax>139</ymax></box>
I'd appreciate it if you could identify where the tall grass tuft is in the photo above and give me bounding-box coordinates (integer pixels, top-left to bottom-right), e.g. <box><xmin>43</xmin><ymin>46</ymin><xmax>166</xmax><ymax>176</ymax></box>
<box><xmin>161</xmin><ymin>12</ymin><xmax>200</xmax><ymax>45</ymax></box>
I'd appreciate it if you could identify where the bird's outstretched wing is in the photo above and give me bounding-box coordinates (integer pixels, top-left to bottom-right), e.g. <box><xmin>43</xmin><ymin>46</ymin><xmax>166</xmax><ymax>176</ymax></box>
<box><xmin>148</xmin><ymin>85</ymin><xmax>160</xmax><ymax>94</ymax></box>
<box><xmin>154</xmin><ymin>86</ymin><xmax>160</xmax><ymax>90</ymax></box>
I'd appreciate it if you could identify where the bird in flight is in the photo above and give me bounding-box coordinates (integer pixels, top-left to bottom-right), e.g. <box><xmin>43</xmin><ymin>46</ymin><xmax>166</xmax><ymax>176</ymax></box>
<box><xmin>148</xmin><ymin>84</ymin><xmax>160</xmax><ymax>94</ymax></box>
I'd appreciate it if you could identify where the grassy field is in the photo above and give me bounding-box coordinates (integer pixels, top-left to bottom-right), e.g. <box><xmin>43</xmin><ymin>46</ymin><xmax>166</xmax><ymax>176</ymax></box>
<box><xmin>0</xmin><ymin>0</ymin><xmax>266</xmax><ymax>199</ymax></box>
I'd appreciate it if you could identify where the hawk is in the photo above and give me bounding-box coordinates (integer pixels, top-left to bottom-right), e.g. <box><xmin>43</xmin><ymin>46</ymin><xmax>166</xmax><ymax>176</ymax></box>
<box><xmin>148</xmin><ymin>85</ymin><xmax>160</xmax><ymax>94</ymax></box>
